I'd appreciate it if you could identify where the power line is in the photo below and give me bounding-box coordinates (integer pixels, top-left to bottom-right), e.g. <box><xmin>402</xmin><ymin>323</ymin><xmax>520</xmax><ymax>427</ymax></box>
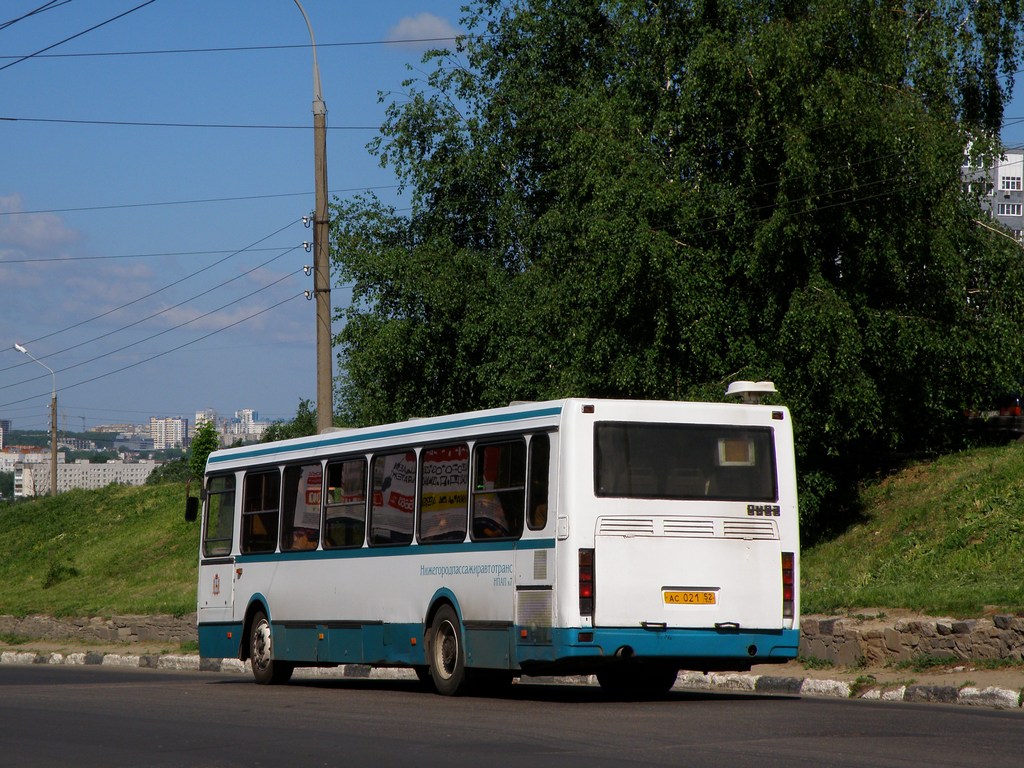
<box><xmin>0</xmin><ymin>245</ymin><xmax>302</xmax><ymax>376</ymax></box>
<box><xmin>0</xmin><ymin>0</ymin><xmax>158</xmax><ymax>73</ymax></box>
<box><xmin>19</xmin><ymin>217</ymin><xmax>302</xmax><ymax>348</ymax></box>
<box><xmin>1</xmin><ymin>269</ymin><xmax>302</xmax><ymax>391</ymax></box>
<box><xmin>0</xmin><ymin>185</ymin><xmax>398</xmax><ymax>218</ymax></box>
<box><xmin>0</xmin><ymin>36</ymin><xmax>468</xmax><ymax>61</ymax></box>
<box><xmin>0</xmin><ymin>1</ymin><xmax>72</xmax><ymax>32</ymax></box>
<box><xmin>0</xmin><ymin>115</ymin><xmax>377</xmax><ymax>130</ymax></box>
<box><xmin>0</xmin><ymin>291</ymin><xmax>305</xmax><ymax>410</ymax></box>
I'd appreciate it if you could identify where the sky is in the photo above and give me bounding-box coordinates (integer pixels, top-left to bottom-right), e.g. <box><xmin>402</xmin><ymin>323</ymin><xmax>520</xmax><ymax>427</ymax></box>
<box><xmin>0</xmin><ymin>0</ymin><xmax>467</xmax><ymax>432</ymax></box>
<box><xmin>4</xmin><ymin>2</ymin><xmax>1024</xmax><ymax>436</ymax></box>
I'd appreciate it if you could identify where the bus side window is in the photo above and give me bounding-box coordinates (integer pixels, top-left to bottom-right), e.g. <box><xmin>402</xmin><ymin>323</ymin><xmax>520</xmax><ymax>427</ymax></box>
<box><xmin>203</xmin><ymin>474</ymin><xmax>236</xmax><ymax>556</ymax></box>
<box><xmin>324</xmin><ymin>458</ymin><xmax>367</xmax><ymax>548</ymax></box>
<box><xmin>527</xmin><ymin>434</ymin><xmax>550</xmax><ymax>530</ymax></box>
<box><xmin>281</xmin><ymin>463</ymin><xmax>323</xmax><ymax>551</ymax></box>
<box><xmin>241</xmin><ymin>469</ymin><xmax>280</xmax><ymax>554</ymax></box>
<box><xmin>419</xmin><ymin>444</ymin><xmax>468</xmax><ymax>543</ymax></box>
<box><xmin>471</xmin><ymin>440</ymin><xmax>526</xmax><ymax>540</ymax></box>
<box><xmin>369</xmin><ymin>451</ymin><xmax>416</xmax><ymax>546</ymax></box>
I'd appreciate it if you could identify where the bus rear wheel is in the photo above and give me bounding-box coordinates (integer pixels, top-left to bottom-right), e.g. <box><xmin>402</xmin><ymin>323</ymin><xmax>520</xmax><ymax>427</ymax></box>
<box><xmin>249</xmin><ymin>610</ymin><xmax>294</xmax><ymax>685</ymax></box>
<box><xmin>427</xmin><ymin>605</ymin><xmax>468</xmax><ymax>696</ymax></box>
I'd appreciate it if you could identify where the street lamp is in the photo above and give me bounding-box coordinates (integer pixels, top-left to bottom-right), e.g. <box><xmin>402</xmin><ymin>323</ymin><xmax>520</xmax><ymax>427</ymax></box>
<box><xmin>14</xmin><ymin>342</ymin><xmax>58</xmax><ymax>496</ymax></box>
<box><xmin>293</xmin><ymin>0</ymin><xmax>333</xmax><ymax>434</ymax></box>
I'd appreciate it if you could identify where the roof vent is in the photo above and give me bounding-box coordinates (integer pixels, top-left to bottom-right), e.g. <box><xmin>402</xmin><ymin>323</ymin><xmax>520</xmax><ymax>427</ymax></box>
<box><xmin>725</xmin><ymin>381</ymin><xmax>777</xmax><ymax>404</ymax></box>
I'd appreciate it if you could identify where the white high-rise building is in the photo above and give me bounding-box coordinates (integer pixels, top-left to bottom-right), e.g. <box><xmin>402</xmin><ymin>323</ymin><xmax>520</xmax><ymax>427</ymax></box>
<box><xmin>150</xmin><ymin>416</ymin><xmax>189</xmax><ymax>450</ymax></box>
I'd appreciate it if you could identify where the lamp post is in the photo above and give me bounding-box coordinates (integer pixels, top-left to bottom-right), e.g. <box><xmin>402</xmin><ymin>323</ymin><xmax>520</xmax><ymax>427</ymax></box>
<box><xmin>14</xmin><ymin>342</ymin><xmax>58</xmax><ymax>496</ymax></box>
<box><xmin>293</xmin><ymin>0</ymin><xmax>333</xmax><ymax>434</ymax></box>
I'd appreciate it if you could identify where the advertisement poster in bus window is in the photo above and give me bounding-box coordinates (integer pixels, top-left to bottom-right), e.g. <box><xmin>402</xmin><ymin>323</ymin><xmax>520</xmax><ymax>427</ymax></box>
<box><xmin>373</xmin><ymin>452</ymin><xmax>416</xmax><ymax>537</ymax></box>
<box><xmin>420</xmin><ymin>445</ymin><xmax>469</xmax><ymax>538</ymax></box>
<box><xmin>293</xmin><ymin>465</ymin><xmax>323</xmax><ymax>529</ymax></box>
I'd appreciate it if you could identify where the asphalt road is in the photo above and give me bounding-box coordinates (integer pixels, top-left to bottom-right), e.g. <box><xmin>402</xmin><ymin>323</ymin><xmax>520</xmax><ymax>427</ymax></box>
<box><xmin>2</xmin><ymin>665</ymin><xmax>1023</xmax><ymax>767</ymax></box>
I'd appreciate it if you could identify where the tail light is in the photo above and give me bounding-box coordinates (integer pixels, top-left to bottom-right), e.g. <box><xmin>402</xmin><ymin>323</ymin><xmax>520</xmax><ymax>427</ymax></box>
<box><xmin>781</xmin><ymin>551</ymin><xmax>795</xmax><ymax>620</ymax></box>
<box><xmin>579</xmin><ymin>548</ymin><xmax>594</xmax><ymax>617</ymax></box>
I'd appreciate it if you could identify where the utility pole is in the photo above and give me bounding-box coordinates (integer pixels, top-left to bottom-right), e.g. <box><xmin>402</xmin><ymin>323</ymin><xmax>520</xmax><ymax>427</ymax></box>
<box><xmin>294</xmin><ymin>0</ymin><xmax>334</xmax><ymax>434</ymax></box>
<box><xmin>14</xmin><ymin>343</ymin><xmax>58</xmax><ymax>496</ymax></box>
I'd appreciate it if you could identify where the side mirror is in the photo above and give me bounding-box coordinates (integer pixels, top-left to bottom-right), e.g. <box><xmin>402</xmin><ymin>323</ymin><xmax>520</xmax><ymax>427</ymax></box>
<box><xmin>185</xmin><ymin>495</ymin><xmax>199</xmax><ymax>522</ymax></box>
<box><xmin>184</xmin><ymin>476</ymin><xmax>200</xmax><ymax>522</ymax></box>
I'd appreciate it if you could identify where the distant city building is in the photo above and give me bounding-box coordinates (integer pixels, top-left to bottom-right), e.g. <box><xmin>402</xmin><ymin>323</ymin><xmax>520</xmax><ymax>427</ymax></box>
<box><xmin>963</xmin><ymin>147</ymin><xmax>1024</xmax><ymax>239</ymax></box>
<box><xmin>8</xmin><ymin>450</ymin><xmax>66</xmax><ymax>498</ymax></box>
<box><xmin>94</xmin><ymin>423</ymin><xmax>141</xmax><ymax>435</ymax></box>
<box><xmin>113</xmin><ymin>434</ymin><xmax>155</xmax><ymax>452</ymax></box>
<box><xmin>15</xmin><ymin>459</ymin><xmax>159</xmax><ymax>498</ymax></box>
<box><xmin>150</xmin><ymin>416</ymin><xmax>189</xmax><ymax>450</ymax></box>
<box><xmin>229</xmin><ymin>409</ymin><xmax>269</xmax><ymax>441</ymax></box>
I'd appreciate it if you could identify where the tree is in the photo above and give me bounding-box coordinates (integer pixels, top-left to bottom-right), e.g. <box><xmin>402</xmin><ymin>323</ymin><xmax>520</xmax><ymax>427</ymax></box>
<box><xmin>331</xmin><ymin>0</ymin><xmax>1024</xmax><ymax>538</ymax></box>
<box><xmin>146</xmin><ymin>458</ymin><xmax>190</xmax><ymax>485</ymax></box>
<box><xmin>262</xmin><ymin>399</ymin><xmax>319</xmax><ymax>442</ymax></box>
<box><xmin>188</xmin><ymin>420</ymin><xmax>221</xmax><ymax>481</ymax></box>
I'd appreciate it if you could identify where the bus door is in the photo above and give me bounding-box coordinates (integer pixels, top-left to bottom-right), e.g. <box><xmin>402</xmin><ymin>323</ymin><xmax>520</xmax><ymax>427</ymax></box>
<box><xmin>514</xmin><ymin>433</ymin><xmax>555</xmax><ymax>650</ymax></box>
<box><xmin>197</xmin><ymin>474</ymin><xmax>237</xmax><ymax>625</ymax></box>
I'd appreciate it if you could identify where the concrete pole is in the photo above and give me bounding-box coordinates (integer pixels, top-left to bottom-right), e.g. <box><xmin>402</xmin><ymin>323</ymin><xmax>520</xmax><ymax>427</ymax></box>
<box><xmin>294</xmin><ymin>0</ymin><xmax>334</xmax><ymax>434</ymax></box>
<box><xmin>14</xmin><ymin>343</ymin><xmax>58</xmax><ymax>496</ymax></box>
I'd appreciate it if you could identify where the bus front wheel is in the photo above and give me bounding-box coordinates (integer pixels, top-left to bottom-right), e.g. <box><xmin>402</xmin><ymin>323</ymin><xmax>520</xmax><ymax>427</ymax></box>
<box><xmin>249</xmin><ymin>610</ymin><xmax>294</xmax><ymax>685</ymax></box>
<box><xmin>427</xmin><ymin>605</ymin><xmax>468</xmax><ymax>696</ymax></box>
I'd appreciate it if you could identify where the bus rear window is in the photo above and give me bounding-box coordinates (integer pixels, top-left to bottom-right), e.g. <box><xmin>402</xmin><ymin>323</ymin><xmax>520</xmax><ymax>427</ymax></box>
<box><xmin>594</xmin><ymin>422</ymin><xmax>777</xmax><ymax>502</ymax></box>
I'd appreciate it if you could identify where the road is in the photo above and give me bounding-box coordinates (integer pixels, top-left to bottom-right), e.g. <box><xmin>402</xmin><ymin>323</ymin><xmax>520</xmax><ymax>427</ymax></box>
<box><xmin>1</xmin><ymin>665</ymin><xmax>1022</xmax><ymax>766</ymax></box>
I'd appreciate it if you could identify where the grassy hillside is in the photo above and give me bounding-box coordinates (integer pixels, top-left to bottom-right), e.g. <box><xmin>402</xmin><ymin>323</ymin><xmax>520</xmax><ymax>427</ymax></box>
<box><xmin>801</xmin><ymin>442</ymin><xmax>1024</xmax><ymax>616</ymax></box>
<box><xmin>2</xmin><ymin>443</ymin><xmax>1024</xmax><ymax>619</ymax></box>
<box><xmin>0</xmin><ymin>483</ymin><xmax>197</xmax><ymax>616</ymax></box>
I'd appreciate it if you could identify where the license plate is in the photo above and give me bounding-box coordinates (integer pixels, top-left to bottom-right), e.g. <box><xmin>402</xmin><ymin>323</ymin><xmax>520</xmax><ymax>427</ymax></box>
<box><xmin>663</xmin><ymin>590</ymin><xmax>717</xmax><ymax>605</ymax></box>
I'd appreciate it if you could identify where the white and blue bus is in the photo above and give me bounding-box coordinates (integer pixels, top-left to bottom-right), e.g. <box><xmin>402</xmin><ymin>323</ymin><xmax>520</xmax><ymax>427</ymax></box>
<box><xmin>190</xmin><ymin>387</ymin><xmax>799</xmax><ymax>696</ymax></box>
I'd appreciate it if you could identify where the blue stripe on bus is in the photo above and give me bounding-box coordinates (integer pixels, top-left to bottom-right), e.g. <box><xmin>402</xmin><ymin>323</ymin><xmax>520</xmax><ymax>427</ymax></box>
<box><xmin>198</xmin><ymin>621</ymin><xmax>800</xmax><ymax>670</ymax></box>
<box><xmin>208</xmin><ymin>406</ymin><xmax>564</xmax><ymax>464</ymax></box>
<box><xmin>234</xmin><ymin>537</ymin><xmax>556</xmax><ymax>564</ymax></box>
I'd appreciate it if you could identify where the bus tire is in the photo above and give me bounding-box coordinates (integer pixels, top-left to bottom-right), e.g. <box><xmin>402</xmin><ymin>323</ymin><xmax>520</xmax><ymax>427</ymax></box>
<box><xmin>249</xmin><ymin>610</ymin><xmax>293</xmax><ymax>685</ymax></box>
<box><xmin>427</xmin><ymin>605</ymin><xmax>468</xmax><ymax>696</ymax></box>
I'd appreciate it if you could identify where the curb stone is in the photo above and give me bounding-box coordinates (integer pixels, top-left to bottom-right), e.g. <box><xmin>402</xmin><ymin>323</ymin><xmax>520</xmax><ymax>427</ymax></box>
<box><xmin>1</xmin><ymin>651</ymin><xmax>1021</xmax><ymax>710</ymax></box>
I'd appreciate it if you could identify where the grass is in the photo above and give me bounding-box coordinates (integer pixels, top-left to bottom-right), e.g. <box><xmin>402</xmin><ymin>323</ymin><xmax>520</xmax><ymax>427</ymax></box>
<box><xmin>0</xmin><ymin>483</ymin><xmax>197</xmax><ymax>617</ymax></box>
<box><xmin>3</xmin><ymin>442</ymin><xmax>1024</xmax><ymax>621</ymax></box>
<box><xmin>801</xmin><ymin>442</ymin><xmax>1024</xmax><ymax>616</ymax></box>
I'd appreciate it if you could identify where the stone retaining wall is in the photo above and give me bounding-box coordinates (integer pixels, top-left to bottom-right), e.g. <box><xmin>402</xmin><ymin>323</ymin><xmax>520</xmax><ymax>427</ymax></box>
<box><xmin>800</xmin><ymin>614</ymin><xmax>1024</xmax><ymax>666</ymax></box>
<box><xmin>0</xmin><ymin>614</ymin><xmax>197</xmax><ymax>646</ymax></box>
<box><xmin>4</xmin><ymin>612</ymin><xmax>1024</xmax><ymax>666</ymax></box>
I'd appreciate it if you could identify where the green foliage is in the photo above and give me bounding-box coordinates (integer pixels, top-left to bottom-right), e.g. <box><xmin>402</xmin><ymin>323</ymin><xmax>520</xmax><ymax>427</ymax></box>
<box><xmin>0</xmin><ymin>471</ymin><xmax>13</xmax><ymax>501</ymax></box>
<box><xmin>332</xmin><ymin>0</ymin><xmax>1024</xmax><ymax>536</ymax></box>
<box><xmin>262</xmin><ymin>398</ymin><xmax>319</xmax><ymax>442</ymax></box>
<box><xmin>0</xmin><ymin>484</ymin><xmax>197</xmax><ymax>616</ymax></box>
<box><xmin>146</xmin><ymin>458</ymin><xmax>190</xmax><ymax>486</ymax></box>
<box><xmin>188</xmin><ymin>420</ymin><xmax>220</xmax><ymax>480</ymax></box>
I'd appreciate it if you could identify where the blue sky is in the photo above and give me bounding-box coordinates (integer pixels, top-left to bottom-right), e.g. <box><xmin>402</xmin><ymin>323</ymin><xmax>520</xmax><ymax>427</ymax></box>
<box><xmin>0</xmin><ymin>0</ymin><xmax>465</xmax><ymax>432</ymax></box>
<box><xmin>2</xmin><ymin>2</ymin><xmax>1024</xmax><ymax>435</ymax></box>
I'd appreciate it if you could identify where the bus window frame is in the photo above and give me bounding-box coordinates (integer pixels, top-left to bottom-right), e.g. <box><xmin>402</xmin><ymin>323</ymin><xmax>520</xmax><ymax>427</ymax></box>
<box><xmin>526</xmin><ymin>433</ymin><xmax>551</xmax><ymax>531</ymax></box>
<box><xmin>368</xmin><ymin>448</ymin><xmax>418</xmax><ymax>547</ymax></box>
<box><xmin>322</xmin><ymin>455</ymin><xmax>369</xmax><ymax>550</ymax></box>
<box><xmin>240</xmin><ymin>468</ymin><xmax>282</xmax><ymax>554</ymax></box>
<box><xmin>470</xmin><ymin>437</ymin><xmax>527</xmax><ymax>541</ymax></box>
<box><xmin>202</xmin><ymin>473</ymin><xmax>236</xmax><ymax>557</ymax></box>
<box><xmin>418</xmin><ymin>442</ymin><xmax>469</xmax><ymax>545</ymax></box>
<box><xmin>279</xmin><ymin>461</ymin><xmax>325</xmax><ymax>552</ymax></box>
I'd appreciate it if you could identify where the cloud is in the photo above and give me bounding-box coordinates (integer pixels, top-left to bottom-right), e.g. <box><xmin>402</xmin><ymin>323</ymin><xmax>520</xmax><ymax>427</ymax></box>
<box><xmin>387</xmin><ymin>12</ymin><xmax>459</xmax><ymax>49</ymax></box>
<box><xmin>0</xmin><ymin>194</ymin><xmax>80</xmax><ymax>255</ymax></box>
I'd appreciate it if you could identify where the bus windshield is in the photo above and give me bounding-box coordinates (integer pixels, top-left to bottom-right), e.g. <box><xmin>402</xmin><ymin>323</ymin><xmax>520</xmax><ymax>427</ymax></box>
<box><xmin>594</xmin><ymin>422</ymin><xmax>777</xmax><ymax>502</ymax></box>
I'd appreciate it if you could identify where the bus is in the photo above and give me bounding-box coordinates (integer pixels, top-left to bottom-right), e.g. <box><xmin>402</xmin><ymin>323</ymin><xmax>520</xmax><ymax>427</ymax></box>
<box><xmin>188</xmin><ymin>387</ymin><xmax>799</xmax><ymax>696</ymax></box>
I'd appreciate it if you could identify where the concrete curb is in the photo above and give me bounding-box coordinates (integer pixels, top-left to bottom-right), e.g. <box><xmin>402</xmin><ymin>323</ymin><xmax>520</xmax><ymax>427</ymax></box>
<box><xmin>1</xmin><ymin>650</ymin><xmax>1021</xmax><ymax>710</ymax></box>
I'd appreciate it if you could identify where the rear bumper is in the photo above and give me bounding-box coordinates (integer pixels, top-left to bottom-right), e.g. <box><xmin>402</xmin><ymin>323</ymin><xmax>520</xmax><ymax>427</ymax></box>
<box><xmin>516</xmin><ymin>626</ymin><xmax>799</xmax><ymax>674</ymax></box>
